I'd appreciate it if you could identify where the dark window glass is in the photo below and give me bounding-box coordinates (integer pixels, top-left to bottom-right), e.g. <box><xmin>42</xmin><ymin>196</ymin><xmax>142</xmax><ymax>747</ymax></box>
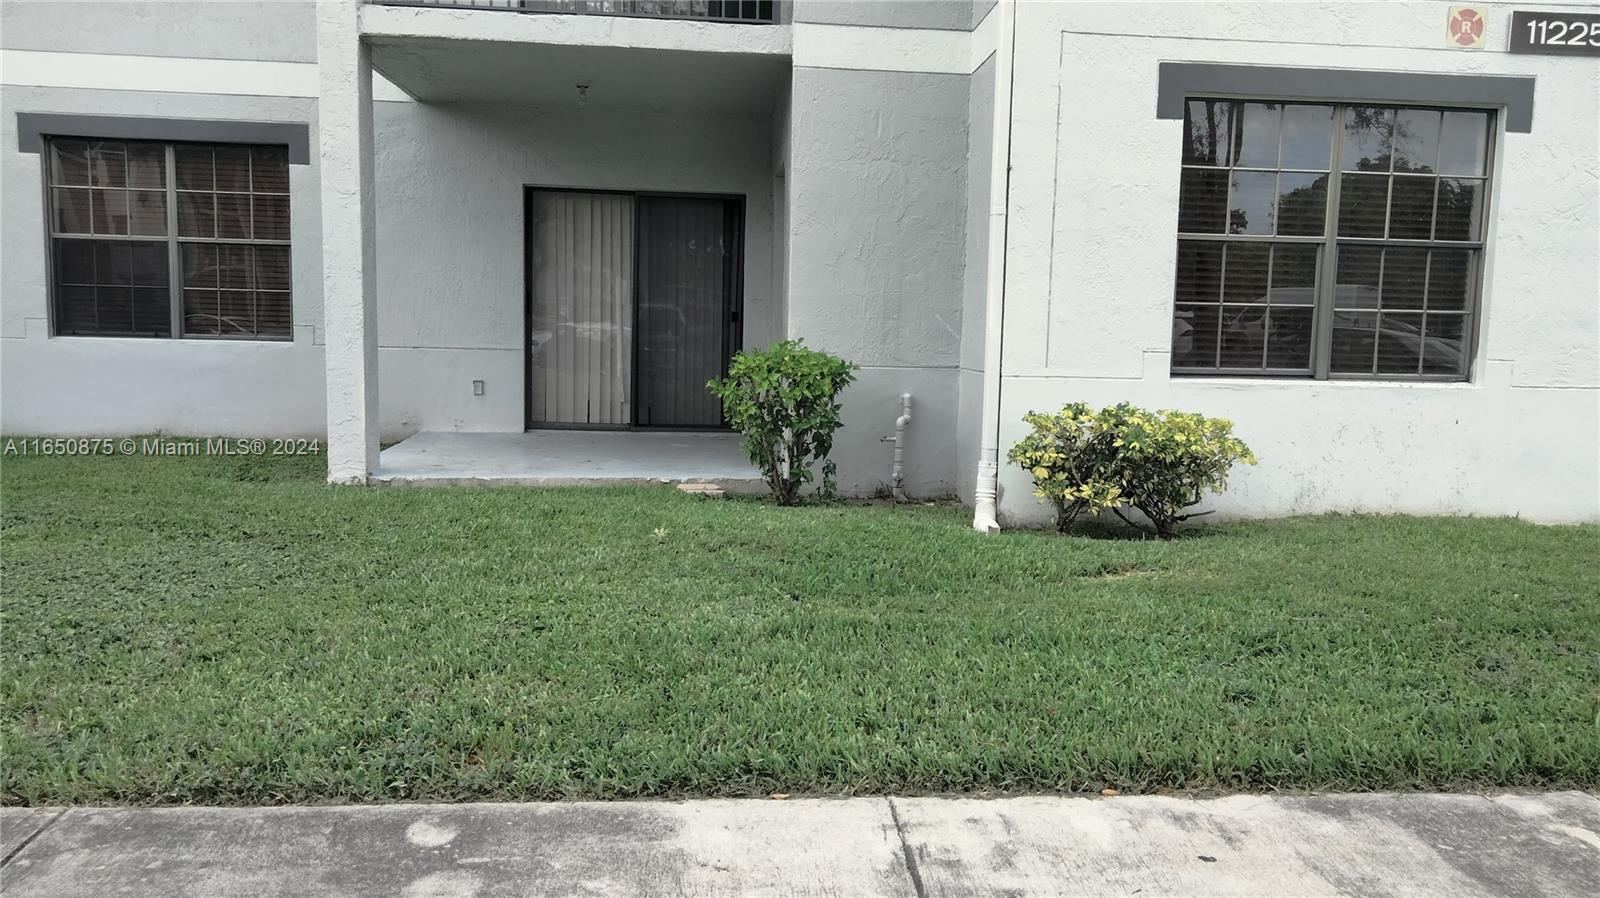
<box><xmin>1388</xmin><ymin>177</ymin><xmax>1437</xmax><ymax>239</ymax></box>
<box><xmin>1375</xmin><ymin>312</ymin><xmax>1424</xmax><ymax>373</ymax></box>
<box><xmin>1391</xmin><ymin>108</ymin><xmax>1442</xmax><ymax>173</ymax></box>
<box><xmin>1182</xmin><ymin>100</ymin><xmax>1234</xmax><ymax>166</ymax></box>
<box><xmin>1275</xmin><ymin>173</ymin><xmax>1327</xmax><ymax>236</ymax></box>
<box><xmin>1334</xmin><ymin>246</ymin><xmax>1383</xmax><ymax>309</ymax></box>
<box><xmin>178</xmin><ymin>192</ymin><xmax>215</xmax><ymax>238</ymax></box>
<box><xmin>1172</xmin><ymin>102</ymin><xmax>1489</xmax><ymax>380</ymax></box>
<box><xmin>128</xmin><ymin>144</ymin><xmax>165</xmax><ymax>189</ymax></box>
<box><xmin>1173</xmin><ymin>241</ymin><xmax>1223</xmax><ymax>304</ymax></box>
<box><xmin>89</xmin><ymin>142</ymin><xmax>127</xmax><ymax>188</ymax></box>
<box><xmin>1269</xmin><ymin>245</ymin><xmax>1319</xmax><ymax>305</ymax></box>
<box><xmin>1280</xmin><ymin>105</ymin><xmax>1334</xmax><ymax>170</ymax></box>
<box><xmin>1337</xmin><ymin>174</ymin><xmax>1388</xmax><ymax>237</ymax></box>
<box><xmin>1434</xmin><ymin>179</ymin><xmax>1483</xmax><ymax>241</ymax></box>
<box><xmin>1264</xmin><ymin>306</ymin><xmax>1314</xmax><ymax>369</ymax></box>
<box><xmin>1219</xmin><ymin>305</ymin><xmax>1266</xmax><ymax>368</ymax></box>
<box><xmin>1381</xmin><ymin>248</ymin><xmax>1429</xmax><ymax>310</ymax></box>
<box><xmin>254</xmin><ymin>195</ymin><xmax>290</xmax><ymax>241</ymax></box>
<box><xmin>181</xmin><ymin>243</ymin><xmax>290</xmax><ymax>338</ymax></box>
<box><xmin>214</xmin><ymin>146</ymin><xmax>251</xmax><ymax>192</ymax></box>
<box><xmin>255</xmin><ymin>246</ymin><xmax>292</xmax><ymax>291</ymax></box>
<box><xmin>1178</xmin><ymin>169</ymin><xmax>1228</xmax><ymax>233</ymax></box>
<box><xmin>90</xmin><ymin>189</ymin><xmax>129</xmax><ymax>235</ymax></box>
<box><xmin>1438</xmin><ymin>112</ymin><xmax>1489</xmax><ymax>176</ymax></box>
<box><xmin>1227</xmin><ymin>171</ymin><xmax>1276</xmax><ymax>235</ymax></box>
<box><xmin>1341</xmin><ymin>106</ymin><xmax>1394</xmax><ymax>172</ymax></box>
<box><xmin>50</xmin><ymin>140</ymin><xmax>90</xmax><ymax>185</ymax></box>
<box><xmin>216</xmin><ymin>193</ymin><xmax>252</xmax><ymax>239</ymax></box>
<box><xmin>252</xmin><ymin>147</ymin><xmax>289</xmax><ymax>194</ymax></box>
<box><xmin>52</xmin><ymin>239</ymin><xmax>171</xmax><ymax>337</ymax></box>
<box><xmin>1427</xmin><ymin>250</ymin><xmax>1473</xmax><ymax>311</ymax></box>
<box><xmin>1421</xmin><ymin>313</ymin><xmax>1467</xmax><ymax>375</ymax></box>
<box><xmin>1222</xmin><ymin>244</ymin><xmax>1269</xmax><ymax>303</ymax></box>
<box><xmin>1233</xmin><ymin>103</ymin><xmax>1281</xmax><ymax>168</ymax></box>
<box><xmin>128</xmin><ymin>190</ymin><xmax>168</xmax><ymax>237</ymax></box>
<box><xmin>176</xmin><ymin>146</ymin><xmax>213</xmax><ymax>190</ymax></box>
<box><xmin>48</xmin><ymin>138</ymin><xmax>292</xmax><ymax>340</ymax></box>
<box><xmin>1330</xmin><ymin>310</ymin><xmax>1379</xmax><ymax>373</ymax></box>
<box><xmin>52</xmin><ymin>188</ymin><xmax>92</xmax><ymax>234</ymax></box>
<box><xmin>1172</xmin><ymin>304</ymin><xmax>1221</xmax><ymax>367</ymax></box>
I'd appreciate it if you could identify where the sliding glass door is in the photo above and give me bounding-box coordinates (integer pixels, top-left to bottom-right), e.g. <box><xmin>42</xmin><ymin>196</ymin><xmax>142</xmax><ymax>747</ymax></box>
<box><xmin>634</xmin><ymin>196</ymin><xmax>738</xmax><ymax>428</ymax></box>
<box><xmin>526</xmin><ymin>188</ymin><xmax>741</xmax><ymax>430</ymax></box>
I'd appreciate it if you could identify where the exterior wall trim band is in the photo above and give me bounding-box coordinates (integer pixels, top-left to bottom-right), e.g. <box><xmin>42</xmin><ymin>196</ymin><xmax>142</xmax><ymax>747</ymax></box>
<box><xmin>15</xmin><ymin>113</ymin><xmax>312</xmax><ymax>163</ymax></box>
<box><xmin>1155</xmin><ymin>63</ymin><xmax>1536</xmax><ymax>133</ymax></box>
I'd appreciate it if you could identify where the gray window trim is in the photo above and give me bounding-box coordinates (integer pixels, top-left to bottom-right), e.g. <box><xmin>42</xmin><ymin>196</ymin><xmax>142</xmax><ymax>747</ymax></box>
<box><xmin>17</xmin><ymin>114</ymin><xmax>311</xmax><ymax>164</ymax></box>
<box><xmin>1156</xmin><ymin>63</ymin><xmax>1535</xmax><ymax>133</ymax></box>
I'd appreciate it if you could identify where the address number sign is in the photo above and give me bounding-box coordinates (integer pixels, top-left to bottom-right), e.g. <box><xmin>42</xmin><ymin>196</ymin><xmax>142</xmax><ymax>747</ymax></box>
<box><xmin>1509</xmin><ymin>10</ymin><xmax>1600</xmax><ymax>56</ymax></box>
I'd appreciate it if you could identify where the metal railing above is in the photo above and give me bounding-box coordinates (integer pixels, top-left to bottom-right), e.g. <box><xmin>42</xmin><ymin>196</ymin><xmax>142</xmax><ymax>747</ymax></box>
<box><xmin>371</xmin><ymin>0</ymin><xmax>778</xmax><ymax>25</ymax></box>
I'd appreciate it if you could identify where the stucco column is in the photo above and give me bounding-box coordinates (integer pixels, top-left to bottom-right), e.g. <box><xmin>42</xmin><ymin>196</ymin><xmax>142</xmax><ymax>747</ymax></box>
<box><xmin>317</xmin><ymin>0</ymin><xmax>378</xmax><ymax>483</ymax></box>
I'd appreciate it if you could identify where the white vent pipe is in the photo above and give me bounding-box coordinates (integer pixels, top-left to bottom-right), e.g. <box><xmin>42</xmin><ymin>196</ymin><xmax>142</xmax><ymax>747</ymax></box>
<box><xmin>972</xmin><ymin>0</ymin><xmax>1016</xmax><ymax>534</ymax></box>
<box><xmin>885</xmin><ymin>392</ymin><xmax>912</xmax><ymax>501</ymax></box>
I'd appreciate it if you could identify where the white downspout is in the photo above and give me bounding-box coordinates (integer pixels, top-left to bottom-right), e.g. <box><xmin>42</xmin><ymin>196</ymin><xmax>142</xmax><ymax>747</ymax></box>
<box><xmin>885</xmin><ymin>392</ymin><xmax>913</xmax><ymax>501</ymax></box>
<box><xmin>972</xmin><ymin>0</ymin><xmax>1016</xmax><ymax>534</ymax></box>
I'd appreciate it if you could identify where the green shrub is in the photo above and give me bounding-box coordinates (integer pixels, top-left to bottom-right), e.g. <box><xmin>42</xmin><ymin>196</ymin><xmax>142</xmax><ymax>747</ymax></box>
<box><xmin>708</xmin><ymin>340</ymin><xmax>858</xmax><ymax>506</ymax></box>
<box><xmin>1008</xmin><ymin>402</ymin><xmax>1256</xmax><ymax>537</ymax></box>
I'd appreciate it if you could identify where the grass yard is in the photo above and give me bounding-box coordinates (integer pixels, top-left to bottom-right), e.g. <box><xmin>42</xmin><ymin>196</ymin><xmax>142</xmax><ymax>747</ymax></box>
<box><xmin>2</xmin><ymin>451</ymin><xmax>1597</xmax><ymax>806</ymax></box>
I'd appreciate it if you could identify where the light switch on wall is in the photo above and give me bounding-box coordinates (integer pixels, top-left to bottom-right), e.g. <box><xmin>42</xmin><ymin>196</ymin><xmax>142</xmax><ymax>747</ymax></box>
<box><xmin>472</xmin><ymin>380</ymin><xmax>485</xmax><ymax>396</ymax></box>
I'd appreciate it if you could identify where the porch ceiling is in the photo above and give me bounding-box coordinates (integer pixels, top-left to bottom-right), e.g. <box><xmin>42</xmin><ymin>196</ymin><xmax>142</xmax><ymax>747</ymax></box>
<box><xmin>369</xmin><ymin>37</ymin><xmax>789</xmax><ymax>113</ymax></box>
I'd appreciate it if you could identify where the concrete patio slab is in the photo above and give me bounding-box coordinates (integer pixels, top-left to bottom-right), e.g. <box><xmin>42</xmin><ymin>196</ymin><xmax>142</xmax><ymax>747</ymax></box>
<box><xmin>372</xmin><ymin>430</ymin><xmax>764</xmax><ymax>490</ymax></box>
<box><xmin>1</xmin><ymin>792</ymin><xmax>1595</xmax><ymax>897</ymax></box>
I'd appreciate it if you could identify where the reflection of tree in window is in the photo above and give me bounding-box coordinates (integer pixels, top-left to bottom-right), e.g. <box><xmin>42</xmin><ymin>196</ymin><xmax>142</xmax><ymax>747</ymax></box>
<box><xmin>1185</xmin><ymin>100</ymin><xmax>1232</xmax><ymax>165</ymax></box>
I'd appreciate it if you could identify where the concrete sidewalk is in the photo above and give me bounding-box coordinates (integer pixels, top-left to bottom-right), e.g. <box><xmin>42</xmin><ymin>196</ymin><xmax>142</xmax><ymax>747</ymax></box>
<box><xmin>2</xmin><ymin>792</ymin><xmax>1596</xmax><ymax>897</ymax></box>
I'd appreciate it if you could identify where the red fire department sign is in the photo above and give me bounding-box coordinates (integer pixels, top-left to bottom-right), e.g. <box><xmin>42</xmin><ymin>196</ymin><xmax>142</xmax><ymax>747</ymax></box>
<box><xmin>1448</xmin><ymin>6</ymin><xmax>1487</xmax><ymax>48</ymax></box>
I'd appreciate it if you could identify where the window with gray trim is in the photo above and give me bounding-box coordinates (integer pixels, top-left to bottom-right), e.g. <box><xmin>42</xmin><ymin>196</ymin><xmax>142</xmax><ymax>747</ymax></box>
<box><xmin>47</xmin><ymin>137</ymin><xmax>292</xmax><ymax>340</ymax></box>
<box><xmin>1170</xmin><ymin>99</ymin><xmax>1492</xmax><ymax>380</ymax></box>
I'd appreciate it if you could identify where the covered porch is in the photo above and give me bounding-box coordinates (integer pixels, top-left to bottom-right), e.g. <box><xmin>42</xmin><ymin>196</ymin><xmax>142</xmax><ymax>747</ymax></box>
<box><xmin>315</xmin><ymin>0</ymin><xmax>790</xmax><ymax>484</ymax></box>
<box><xmin>372</xmin><ymin>429</ymin><xmax>761</xmax><ymax>487</ymax></box>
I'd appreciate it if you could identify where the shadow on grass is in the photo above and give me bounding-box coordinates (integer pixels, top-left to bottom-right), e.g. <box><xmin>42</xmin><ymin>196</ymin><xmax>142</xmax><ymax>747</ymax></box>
<box><xmin>1009</xmin><ymin>518</ymin><xmax>1231</xmax><ymax>542</ymax></box>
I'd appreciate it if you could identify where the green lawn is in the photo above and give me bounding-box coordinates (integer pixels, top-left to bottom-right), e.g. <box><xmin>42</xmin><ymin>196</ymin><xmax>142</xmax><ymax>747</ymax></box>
<box><xmin>2</xmin><ymin>451</ymin><xmax>1597</xmax><ymax>806</ymax></box>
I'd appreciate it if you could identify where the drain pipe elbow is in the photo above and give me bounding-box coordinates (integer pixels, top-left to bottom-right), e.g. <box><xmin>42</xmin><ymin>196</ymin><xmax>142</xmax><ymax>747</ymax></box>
<box><xmin>889</xmin><ymin>393</ymin><xmax>912</xmax><ymax>502</ymax></box>
<box><xmin>972</xmin><ymin>0</ymin><xmax>1016</xmax><ymax>535</ymax></box>
<box><xmin>972</xmin><ymin>463</ymin><xmax>1000</xmax><ymax>534</ymax></box>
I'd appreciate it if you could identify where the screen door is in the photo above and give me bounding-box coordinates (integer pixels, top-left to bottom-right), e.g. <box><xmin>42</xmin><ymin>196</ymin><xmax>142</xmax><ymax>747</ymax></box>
<box><xmin>634</xmin><ymin>196</ymin><xmax>738</xmax><ymax>428</ymax></box>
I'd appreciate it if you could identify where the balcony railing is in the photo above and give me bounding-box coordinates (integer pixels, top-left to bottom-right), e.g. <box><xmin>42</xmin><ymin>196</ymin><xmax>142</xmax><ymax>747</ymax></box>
<box><xmin>372</xmin><ymin>0</ymin><xmax>777</xmax><ymax>24</ymax></box>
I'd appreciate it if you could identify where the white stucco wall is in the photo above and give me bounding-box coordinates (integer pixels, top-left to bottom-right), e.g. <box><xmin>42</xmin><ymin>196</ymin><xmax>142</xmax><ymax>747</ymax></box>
<box><xmin>786</xmin><ymin>65</ymin><xmax>971</xmax><ymax>498</ymax></box>
<box><xmin>0</xmin><ymin>85</ymin><xmax>328</xmax><ymax>437</ymax></box>
<box><xmin>0</xmin><ymin>0</ymin><xmax>317</xmax><ymax>63</ymax></box>
<box><xmin>793</xmin><ymin>0</ymin><xmax>973</xmax><ymax>31</ymax></box>
<box><xmin>371</xmin><ymin>101</ymin><xmax>778</xmax><ymax>440</ymax></box>
<box><xmin>0</xmin><ymin>2</ymin><xmax>780</xmax><ymax>444</ymax></box>
<box><xmin>994</xmin><ymin>1</ymin><xmax>1600</xmax><ymax>524</ymax></box>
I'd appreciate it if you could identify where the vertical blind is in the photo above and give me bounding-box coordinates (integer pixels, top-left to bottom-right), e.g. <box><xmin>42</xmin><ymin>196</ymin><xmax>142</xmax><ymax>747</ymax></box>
<box><xmin>528</xmin><ymin>191</ymin><xmax>635</xmax><ymax>425</ymax></box>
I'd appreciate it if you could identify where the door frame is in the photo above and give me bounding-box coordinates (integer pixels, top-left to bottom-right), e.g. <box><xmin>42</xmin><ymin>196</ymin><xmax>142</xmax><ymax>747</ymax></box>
<box><xmin>522</xmin><ymin>185</ymin><xmax>745</xmax><ymax>432</ymax></box>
